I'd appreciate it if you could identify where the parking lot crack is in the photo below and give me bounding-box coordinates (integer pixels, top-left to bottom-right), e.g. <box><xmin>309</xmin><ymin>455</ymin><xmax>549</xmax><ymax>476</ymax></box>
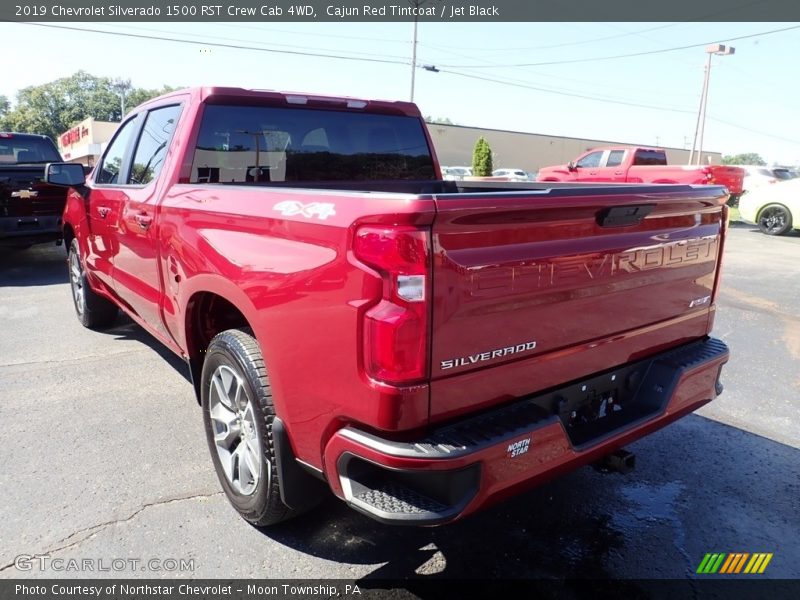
<box><xmin>0</xmin><ymin>349</ymin><xmax>147</xmax><ymax>371</ymax></box>
<box><xmin>0</xmin><ymin>491</ymin><xmax>222</xmax><ymax>573</ymax></box>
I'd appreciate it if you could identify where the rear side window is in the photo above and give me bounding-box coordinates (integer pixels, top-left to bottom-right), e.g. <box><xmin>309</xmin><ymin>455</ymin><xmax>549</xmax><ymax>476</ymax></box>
<box><xmin>606</xmin><ymin>150</ymin><xmax>625</xmax><ymax>167</ymax></box>
<box><xmin>633</xmin><ymin>149</ymin><xmax>667</xmax><ymax>166</ymax></box>
<box><xmin>0</xmin><ymin>135</ymin><xmax>61</xmax><ymax>163</ymax></box>
<box><xmin>190</xmin><ymin>104</ymin><xmax>436</xmax><ymax>184</ymax></box>
<box><xmin>129</xmin><ymin>105</ymin><xmax>182</xmax><ymax>185</ymax></box>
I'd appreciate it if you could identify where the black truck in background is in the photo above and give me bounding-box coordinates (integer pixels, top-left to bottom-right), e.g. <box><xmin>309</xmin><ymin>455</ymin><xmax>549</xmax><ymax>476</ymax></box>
<box><xmin>0</xmin><ymin>132</ymin><xmax>68</xmax><ymax>249</ymax></box>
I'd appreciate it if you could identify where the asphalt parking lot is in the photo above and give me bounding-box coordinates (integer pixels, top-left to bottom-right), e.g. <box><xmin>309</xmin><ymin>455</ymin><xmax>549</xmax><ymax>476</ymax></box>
<box><xmin>0</xmin><ymin>223</ymin><xmax>798</xmax><ymax>582</ymax></box>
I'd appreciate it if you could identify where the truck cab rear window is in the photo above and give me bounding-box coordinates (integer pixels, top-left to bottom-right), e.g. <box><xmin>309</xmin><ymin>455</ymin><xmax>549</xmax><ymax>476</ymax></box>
<box><xmin>0</xmin><ymin>136</ymin><xmax>61</xmax><ymax>164</ymax></box>
<box><xmin>633</xmin><ymin>149</ymin><xmax>667</xmax><ymax>166</ymax></box>
<box><xmin>190</xmin><ymin>104</ymin><xmax>436</xmax><ymax>184</ymax></box>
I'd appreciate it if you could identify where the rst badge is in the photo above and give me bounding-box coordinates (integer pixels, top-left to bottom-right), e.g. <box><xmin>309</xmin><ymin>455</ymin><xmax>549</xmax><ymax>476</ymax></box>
<box><xmin>273</xmin><ymin>200</ymin><xmax>336</xmax><ymax>220</ymax></box>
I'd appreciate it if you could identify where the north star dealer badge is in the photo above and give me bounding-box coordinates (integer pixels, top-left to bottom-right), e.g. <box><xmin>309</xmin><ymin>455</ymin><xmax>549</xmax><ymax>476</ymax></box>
<box><xmin>507</xmin><ymin>437</ymin><xmax>531</xmax><ymax>458</ymax></box>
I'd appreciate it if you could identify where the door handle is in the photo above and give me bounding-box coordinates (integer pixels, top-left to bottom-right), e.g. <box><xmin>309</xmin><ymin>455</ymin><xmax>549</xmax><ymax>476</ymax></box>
<box><xmin>134</xmin><ymin>213</ymin><xmax>152</xmax><ymax>230</ymax></box>
<box><xmin>614</xmin><ymin>171</ymin><xmax>624</xmax><ymax>175</ymax></box>
<box><xmin>97</xmin><ymin>207</ymin><xmax>110</xmax><ymax>218</ymax></box>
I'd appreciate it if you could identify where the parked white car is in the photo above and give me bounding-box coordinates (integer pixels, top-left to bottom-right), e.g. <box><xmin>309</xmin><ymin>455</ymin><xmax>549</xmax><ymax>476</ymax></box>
<box><xmin>442</xmin><ymin>166</ymin><xmax>472</xmax><ymax>180</ymax></box>
<box><xmin>738</xmin><ymin>177</ymin><xmax>800</xmax><ymax>236</ymax></box>
<box><xmin>492</xmin><ymin>168</ymin><xmax>529</xmax><ymax>181</ymax></box>
<box><xmin>740</xmin><ymin>165</ymin><xmax>795</xmax><ymax>192</ymax></box>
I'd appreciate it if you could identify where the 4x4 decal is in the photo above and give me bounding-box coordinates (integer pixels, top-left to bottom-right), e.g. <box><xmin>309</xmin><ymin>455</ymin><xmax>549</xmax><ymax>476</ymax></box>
<box><xmin>273</xmin><ymin>200</ymin><xmax>336</xmax><ymax>220</ymax></box>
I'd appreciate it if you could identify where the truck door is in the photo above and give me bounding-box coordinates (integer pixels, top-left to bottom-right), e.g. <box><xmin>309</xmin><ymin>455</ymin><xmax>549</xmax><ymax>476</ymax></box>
<box><xmin>112</xmin><ymin>104</ymin><xmax>182</xmax><ymax>335</ymax></box>
<box><xmin>84</xmin><ymin>115</ymin><xmax>142</xmax><ymax>289</ymax></box>
<box><xmin>572</xmin><ymin>150</ymin><xmax>605</xmax><ymax>181</ymax></box>
<box><xmin>592</xmin><ymin>149</ymin><xmax>628</xmax><ymax>182</ymax></box>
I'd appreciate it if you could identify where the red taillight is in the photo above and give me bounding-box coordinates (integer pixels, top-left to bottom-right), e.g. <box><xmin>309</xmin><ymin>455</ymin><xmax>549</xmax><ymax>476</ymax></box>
<box><xmin>354</xmin><ymin>226</ymin><xmax>430</xmax><ymax>385</ymax></box>
<box><xmin>703</xmin><ymin>168</ymin><xmax>715</xmax><ymax>183</ymax></box>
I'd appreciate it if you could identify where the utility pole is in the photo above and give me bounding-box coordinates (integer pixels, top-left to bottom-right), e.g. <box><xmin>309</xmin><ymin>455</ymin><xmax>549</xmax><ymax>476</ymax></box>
<box><xmin>111</xmin><ymin>78</ymin><xmax>132</xmax><ymax>121</ymax></box>
<box><xmin>689</xmin><ymin>44</ymin><xmax>734</xmax><ymax>165</ymax></box>
<box><xmin>409</xmin><ymin>1</ymin><xmax>441</xmax><ymax>102</ymax></box>
<box><xmin>410</xmin><ymin>15</ymin><xmax>418</xmax><ymax>101</ymax></box>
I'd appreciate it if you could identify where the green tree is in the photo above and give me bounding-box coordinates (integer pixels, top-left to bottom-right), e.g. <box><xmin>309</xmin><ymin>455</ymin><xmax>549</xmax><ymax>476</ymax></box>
<box><xmin>0</xmin><ymin>71</ymin><xmax>176</xmax><ymax>140</ymax></box>
<box><xmin>472</xmin><ymin>136</ymin><xmax>493</xmax><ymax>176</ymax></box>
<box><xmin>0</xmin><ymin>95</ymin><xmax>9</xmax><ymax>119</ymax></box>
<box><xmin>722</xmin><ymin>153</ymin><xmax>766</xmax><ymax>166</ymax></box>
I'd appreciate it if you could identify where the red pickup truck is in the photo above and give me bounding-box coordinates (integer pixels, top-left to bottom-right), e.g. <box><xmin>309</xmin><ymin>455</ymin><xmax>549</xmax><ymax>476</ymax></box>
<box><xmin>47</xmin><ymin>88</ymin><xmax>729</xmax><ymax>527</ymax></box>
<box><xmin>537</xmin><ymin>146</ymin><xmax>745</xmax><ymax>205</ymax></box>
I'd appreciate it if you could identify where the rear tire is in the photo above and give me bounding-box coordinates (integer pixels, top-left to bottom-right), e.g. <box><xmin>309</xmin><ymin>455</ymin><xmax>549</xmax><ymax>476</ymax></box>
<box><xmin>757</xmin><ymin>204</ymin><xmax>792</xmax><ymax>236</ymax></box>
<box><xmin>201</xmin><ymin>328</ymin><xmax>297</xmax><ymax>526</ymax></box>
<box><xmin>68</xmin><ymin>238</ymin><xmax>118</xmax><ymax>329</ymax></box>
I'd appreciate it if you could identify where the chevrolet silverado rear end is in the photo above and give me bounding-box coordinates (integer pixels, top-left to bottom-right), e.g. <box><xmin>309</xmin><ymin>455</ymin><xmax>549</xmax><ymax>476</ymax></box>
<box><xmin>328</xmin><ymin>183</ymin><xmax>729</xmax><ymax>523</ymax></box>
<box><xmin>52</xmin><ymin>87</ymin><xmax>729</xmax><ymax>527</ymax></box>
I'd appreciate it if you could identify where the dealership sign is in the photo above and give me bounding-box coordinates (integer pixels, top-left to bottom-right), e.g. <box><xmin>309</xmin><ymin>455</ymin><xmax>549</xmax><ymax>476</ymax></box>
<box><xmin>60</xmin><ymin>124</ymin><xmax>90</xmax><ymax>149</ymax></box>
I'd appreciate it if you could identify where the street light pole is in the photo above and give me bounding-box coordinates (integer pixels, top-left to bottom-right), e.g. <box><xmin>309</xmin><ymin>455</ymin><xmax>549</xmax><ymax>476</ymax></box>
<box><xmin>688</xmin><ymin>44</ymin><xmax>734</xmax><ymax>165</ymax></box>
<box><xmin>111</xmin><ymin>78</ymin><xmax>132</xmax><ymax>121</ymax></box>
<box><xmin>410</xmin><ymin>15</ymin><xmax>418</xmax><ymax>101</ymax></box>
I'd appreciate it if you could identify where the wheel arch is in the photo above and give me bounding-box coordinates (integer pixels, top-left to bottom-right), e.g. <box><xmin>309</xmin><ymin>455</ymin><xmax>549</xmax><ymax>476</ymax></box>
<box><xmin>756</xmin><ymin>202</ymin><xmax>794</xmax><ymax>236</ymax></box>
<box><xmin>62</xmin><ymin>223</ymin><xmax>75</xmax><ymax>249</ymax></box>
<box><xmin>184</xmin><ymin>290</ymin><xmax>255</xmax><ymax>404</ymax></box>
<box><xmin>756</xmin><ymin>202</ymin><xmax>793</xmax><ymax>221</ymax></box>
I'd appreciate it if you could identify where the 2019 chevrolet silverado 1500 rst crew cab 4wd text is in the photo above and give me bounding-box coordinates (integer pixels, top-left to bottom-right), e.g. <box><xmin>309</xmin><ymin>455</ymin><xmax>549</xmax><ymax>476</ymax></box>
<box><xmin>47</xmin><ymin>87</ymin><xmax>729</xmax><ymax>526</ymax></box>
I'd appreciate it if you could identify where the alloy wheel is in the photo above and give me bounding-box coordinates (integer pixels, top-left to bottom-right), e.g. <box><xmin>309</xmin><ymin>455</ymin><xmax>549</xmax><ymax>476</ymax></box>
<box><xmin>208</xmin><ymin>365</ymin><xmax>263</xmax><ymax>496</ymax></box>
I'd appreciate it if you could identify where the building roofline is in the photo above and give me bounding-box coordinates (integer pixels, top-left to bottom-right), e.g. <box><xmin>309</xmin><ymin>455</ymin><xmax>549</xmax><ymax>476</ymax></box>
<box><xmin>424</xmin><ymin>121</ymin><xmax>720</xmax><ymax>155</ymax></box>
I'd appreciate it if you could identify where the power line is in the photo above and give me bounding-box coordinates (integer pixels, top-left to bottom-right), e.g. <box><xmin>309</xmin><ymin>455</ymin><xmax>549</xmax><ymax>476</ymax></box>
<box><xmin>419</xmin><ymin>36</ymin><xmax>698</xmax><ymax>99</ymax></box>
<box><xmin>212</xmin><ymin>22</ymin><xmax>410</xmax><ymax>44</ymax></box>
<box><xmin>706</xmin><ymin>116</ymin><xmax>800</xmax><ymax>145</ymax></box>
<box><xmin>438</xmin><ymin>24</ymin><xmax>800</xmax><ymax>68</ymax></box>
<box><xmin>13</xmin><ymin>22</ymin><xmax>798</xmax><ymax>145</ymax></box>
<box><xmin>17</xmin><ymin>22</ymin><xmax>411</xmax><ymax>67</ymax></box>
<box><xmin>437</xmin><ymin>68</ymin><xmax>697</xmax><ymax>115</ymax></box>
<box><xmin>91</xmin><ymin>22</ymin><xmax>413</xmax><ymax>61</ymax></box>
<box><xmin>436</xmin><ymin>67</ymin><xmax>800</xmax><ymax>144</ymax></box>
<box><xmin>419</xmin><ymin>23</ymin><xmax>682</xmax><ymax>53</ymax></box>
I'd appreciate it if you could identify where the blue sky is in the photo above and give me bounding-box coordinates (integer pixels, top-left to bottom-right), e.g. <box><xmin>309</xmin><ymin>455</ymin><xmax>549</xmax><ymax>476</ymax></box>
<box><xmin>1</xmin><ymin>21</ymin><xmax>798</xmax><ymax>165</ymax></box>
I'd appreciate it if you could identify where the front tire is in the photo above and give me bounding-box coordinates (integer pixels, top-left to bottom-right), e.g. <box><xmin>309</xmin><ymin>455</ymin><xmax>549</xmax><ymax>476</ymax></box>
<box><xmin>201</xmin><ymin>328</ymin><xmax>296</xmax><ymax>526</ymax></box>
<box><xmin>68</xmin><ymin>238</ymin><xmax>118</xmax><ymax>329</ymax></box>
<box><xmin>757</xmin><ymin>204</ymin><xmax>792</xmax><ymax>236</ymax></box>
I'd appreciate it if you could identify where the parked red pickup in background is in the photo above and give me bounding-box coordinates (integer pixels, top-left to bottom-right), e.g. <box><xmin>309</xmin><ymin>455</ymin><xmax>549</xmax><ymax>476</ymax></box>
<box><xmin>46</xmin><ymin>88</ymin><xmax>729</xmax><ymax>528</ymax></box>
<box><xmin>537</xmin><ymin>146</ymin><xmax>745</xmax><ymax>204</ymax></box>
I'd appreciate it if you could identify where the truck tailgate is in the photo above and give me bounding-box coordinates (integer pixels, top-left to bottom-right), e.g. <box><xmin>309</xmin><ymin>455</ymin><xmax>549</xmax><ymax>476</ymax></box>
<box><xmin>429</xmin><ymin>184</ymin><xmax>726</xmax><ymax>422</ymax></box>
<box><xmin>708</xmin><ymin>165</ymin><xmax>745</xmax><ymax>194</ymax></box>
<box><xmin>0</xmin><ymin>166</ymin><xmax>67</xmax><ymax>217</ymax></box>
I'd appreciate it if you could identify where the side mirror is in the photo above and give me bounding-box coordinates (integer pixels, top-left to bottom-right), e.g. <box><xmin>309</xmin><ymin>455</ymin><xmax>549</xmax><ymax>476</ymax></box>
<box><xmin>567</xmin><ymin>161</ymin><xmax>577</xmax><ymax>172</ymax></box>
<box><xmin>45</xmin><ymin>162</ymin><xmax>86</xmax><ymax>187</ymax></box>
